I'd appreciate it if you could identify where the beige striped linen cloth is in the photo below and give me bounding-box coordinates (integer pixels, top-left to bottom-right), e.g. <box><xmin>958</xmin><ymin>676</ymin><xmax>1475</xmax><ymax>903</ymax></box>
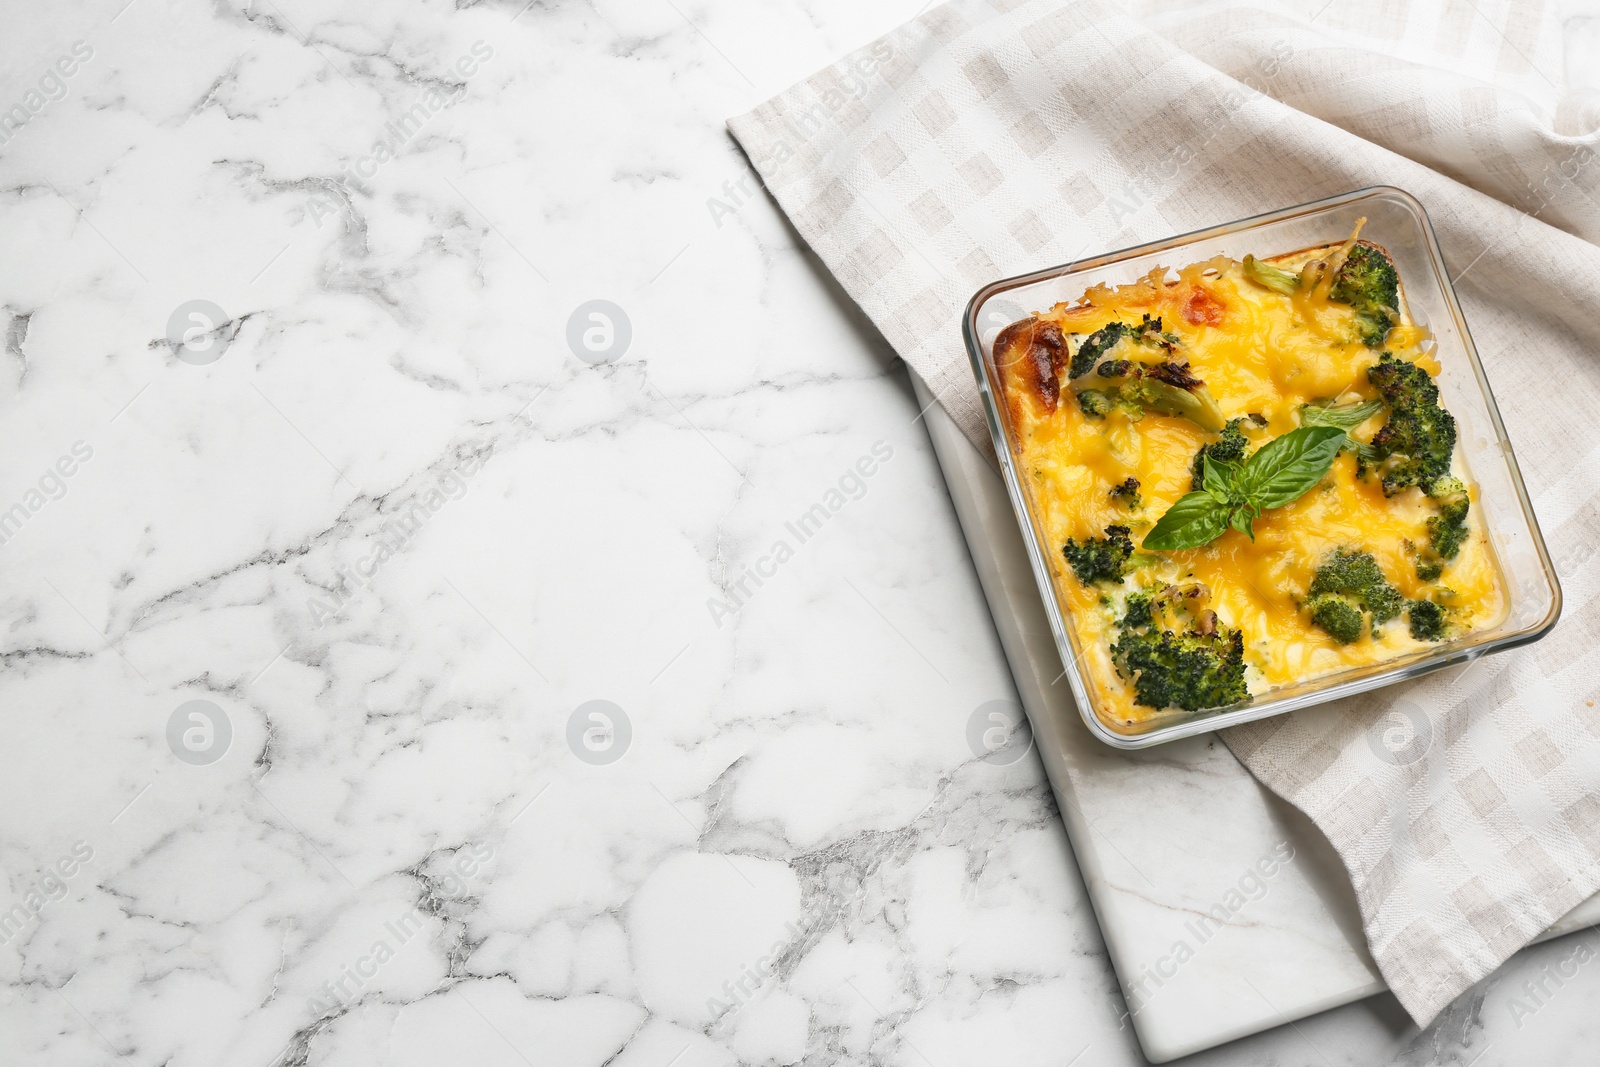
<box><xmin>728</xmin><ymin>0</ymin><xmax>1600</xmax><ymax>1027</ymax></box>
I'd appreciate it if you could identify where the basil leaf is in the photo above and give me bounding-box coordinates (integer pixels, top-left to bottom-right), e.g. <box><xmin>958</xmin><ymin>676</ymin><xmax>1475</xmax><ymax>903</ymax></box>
<box><xmin>1236</xmin><ymin>425</ymin><xmax>1346</xmax><ymax>511</ymax></box>
<box><xmin>1201</xmin><ymin>454</ymin><xmax>1242</xmax><ymax>502</ymax></box>
<box><xmin>1229</xmin><ymin>505</ymin><xmax>1257</xmax><ymax>539</ymax></box>
<box><xmin>1142</xmin><ymin>491</ymin><xmax>1233</xmax><ymax>551</ymax></box>
<box><xmin>1300</xmin><ymin>398</ymin><xmax>1383</xmax><ymax>432</ymax></box>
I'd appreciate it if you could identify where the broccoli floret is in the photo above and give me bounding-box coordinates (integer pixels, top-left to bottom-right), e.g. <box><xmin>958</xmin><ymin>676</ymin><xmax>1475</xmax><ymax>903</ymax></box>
<box><xmin>1189</xmin><ymin>417</ymin><xmax>1251</xmax><ymax>490</ymax></box>
<box><xmin>1306</xmin><ymin>593</ymin><xmax>1366</xmax><ymax>644</ymax></box>
<box><xmin>1330</xmin><ymin>242</ymin><xmax>1400</xmax><ymax>348</ymax></box>
<box><xmin>1110</xmin><ymin>477</ymin><xmax>1141</xmax><ymax>509</ymax></box>
<box><xmin>1306</xmin><ymin>548</ymin><xmax>1404</xmax><ymax>641</ymax></box>
<box><xmin>1429</xmin><ymin>506</ymin><xmax>1469</xmax><ymax>558</ymax></box>
<box><xmin>1068</xmin><ymin>315</ymin><xmax>1176</xmax><ymax>378</ymax></box>
<box><xmin>1115</xmin><ymin>629</ymin><xmax>1248</xmax><ymax>712</ymax></box>
<box><xmin>1111</xmin><ymin>589</ymin><xmax>1248</xmax><ymax>712</ymax></box>
<box><xmin>1416</xmin><ymin>559</ymin><xmax>1443</xmax><ymax>582</ymax></box>
<box><xmin>1409</xmin><ymin>599</ymin><xmax>1448</xmax><ymax>641</ymax></box>
<box><xmin>1243</xmin><ymin>241</ymin><xmax>1399</xmax><ymax>347</ymax></box>
<box><xmin>1120</xmin><ymin>591</ymin><xmax>1154</xmax><ymax>630</ymax></box>
<box><xmin>1062</xmin><ymin>525</ymin><xmax>1135</xmax><ymax>585</ymax></box>
<box><xmin>1242</xmin><ymin>254</ymin><xmax>1301</xmax><ymax>295</ymax></box>
<box><xmin>1071</xmin><ymin>356</ymin><xmax>1226</xmax><ymax>432</ymax></box>
<box><xmin>1310</xmin><ymin>548</ymin><xmax>1403</xmax><ymax>624</ymax></box>
<box><xmin>1069</xmin><ymin>321</ymin><xmax>1129</xmax><ymax>379</ymax></box>
<box><xmin>1076</xmin><ymin>388</ymin><xmax>1112</xmax><ymax>419</ymax></box>
<box><xmin>1128</xmin><ymin>314</ymin><xmax>1181</xmax><ymax>352</ymax></box>
<box><xmin>1365</xmin><ymin>353</ymin><xmax>1457</xmax><ymax>496</ymax></box>
<box><xmin>1066</xmin><ymin>317</ymin><xmax>1221</xmax><ymax>431</ymax></box>
<box><xmin>1426</xmin><ymin>476</ymin><xmax>1470</xmax><ymax>560</ymax></box>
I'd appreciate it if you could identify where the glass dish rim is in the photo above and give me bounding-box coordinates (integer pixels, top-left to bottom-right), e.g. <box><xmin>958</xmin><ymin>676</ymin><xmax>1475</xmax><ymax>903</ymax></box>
<box><xmin>960</xmin><ymin>184</ymin><xmax>1563</xmax><ymax>750</ymax></box>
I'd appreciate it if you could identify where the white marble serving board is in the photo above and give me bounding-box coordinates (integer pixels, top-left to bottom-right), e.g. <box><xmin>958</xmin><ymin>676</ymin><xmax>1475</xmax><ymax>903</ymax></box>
<box><xmin>912</xmin><ymin>375</ymin><xmax>1600</xmax><ymax>1062</ymax></box>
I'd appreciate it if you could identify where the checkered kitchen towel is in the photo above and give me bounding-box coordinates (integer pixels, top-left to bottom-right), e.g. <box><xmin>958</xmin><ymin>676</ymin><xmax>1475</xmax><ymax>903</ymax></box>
<box><xmin>729</xmin><ymin>0</ymin><xmax>1600</xmax><ymax>1028</ymax></box>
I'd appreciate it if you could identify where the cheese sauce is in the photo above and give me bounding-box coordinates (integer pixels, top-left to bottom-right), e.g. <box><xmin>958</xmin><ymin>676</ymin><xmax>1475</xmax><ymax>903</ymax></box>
<box><xmin>997</xmin><ymin>250</ymin><xmax>1505</xmax><ymax>729</ymax></box>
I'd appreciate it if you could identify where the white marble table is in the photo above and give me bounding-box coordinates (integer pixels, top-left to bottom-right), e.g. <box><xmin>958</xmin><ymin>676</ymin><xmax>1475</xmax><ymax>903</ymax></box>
<box><xmin>0</xmin><ymin>2</ymin><xmax>1595</xmax><ymax>1065</ymax></box>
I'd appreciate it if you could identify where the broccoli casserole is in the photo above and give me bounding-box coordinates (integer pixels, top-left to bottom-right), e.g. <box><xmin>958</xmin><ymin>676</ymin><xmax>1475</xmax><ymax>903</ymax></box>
<box><xmin>991</xmin><ymin>222</ymin><xmax>1506</xmax><ymax>727</ymax></box>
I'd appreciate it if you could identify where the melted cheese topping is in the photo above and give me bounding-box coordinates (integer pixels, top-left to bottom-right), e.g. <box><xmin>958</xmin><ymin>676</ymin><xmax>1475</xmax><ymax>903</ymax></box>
<box><xmin>995</xmin><ymin>250</ymin><xmax>1506</xmax><ymax>732</ymax></box>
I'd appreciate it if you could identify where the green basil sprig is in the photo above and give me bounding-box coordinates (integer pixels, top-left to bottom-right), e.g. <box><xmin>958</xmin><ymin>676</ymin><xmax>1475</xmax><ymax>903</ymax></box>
<box><xmin>1142</xmin><ymin>426</ymin><xmax>1346</xmax><ymax>551</ymax></box>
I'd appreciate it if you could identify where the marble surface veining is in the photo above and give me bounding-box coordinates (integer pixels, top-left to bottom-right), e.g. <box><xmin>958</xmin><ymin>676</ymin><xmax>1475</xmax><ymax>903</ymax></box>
<box><xmin>0</xmin><ymin>1</ymin><xmax>1596</xmax><ymax>1065</ymax></box>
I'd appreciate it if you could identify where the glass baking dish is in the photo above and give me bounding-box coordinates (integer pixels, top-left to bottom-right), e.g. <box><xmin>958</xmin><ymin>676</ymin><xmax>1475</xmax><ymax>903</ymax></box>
<box><xmin>962</xmin><ymin>186</ymin><xmax>1562</xmax><ymax>749</ymax></box>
